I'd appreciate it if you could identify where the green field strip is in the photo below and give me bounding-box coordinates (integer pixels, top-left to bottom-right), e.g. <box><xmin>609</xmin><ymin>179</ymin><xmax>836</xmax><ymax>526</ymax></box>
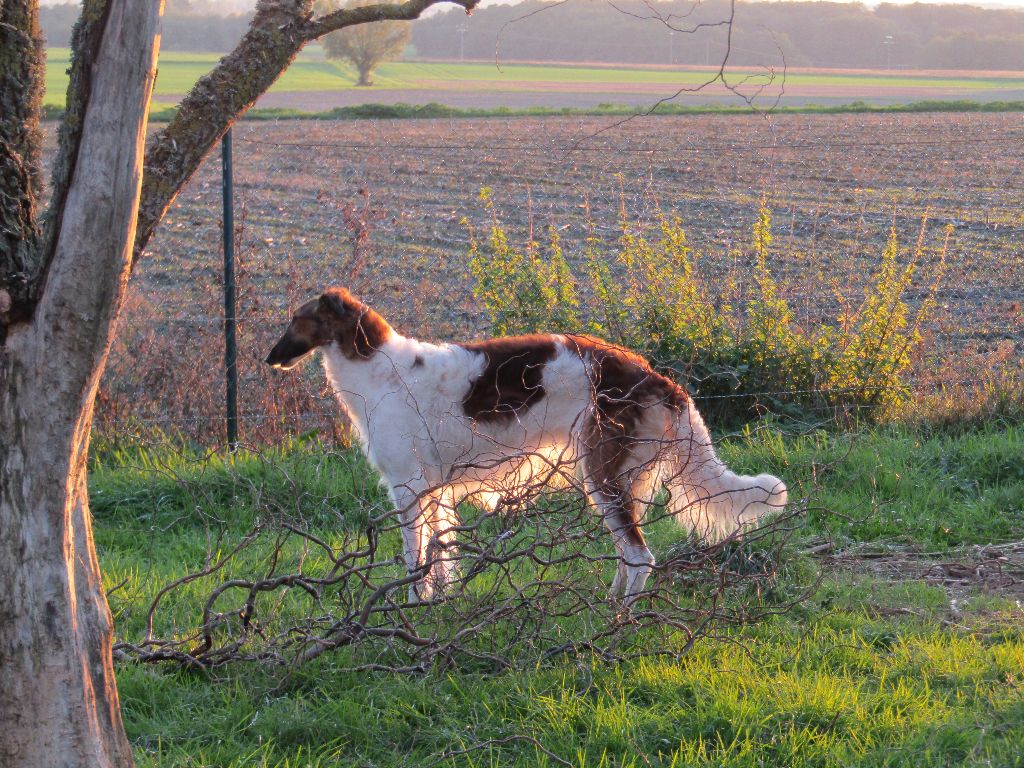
<box><xmin>42</xmin><ymin>48</ymin><xmax>1024</xmax><ymax>109</ymax></box>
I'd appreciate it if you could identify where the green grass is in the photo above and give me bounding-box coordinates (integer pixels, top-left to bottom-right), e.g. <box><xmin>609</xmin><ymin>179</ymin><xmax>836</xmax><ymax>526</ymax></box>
<box><xmin>44</xmin><ymin>49</ymin><xmax>360</xmax><ymax>107</ymax></box>
<box><xmin>357</xmin><ymin>61</ymin><xmax>1024</xmax><ymax>90</ymax></box>
<box><xmin>117</xmin><ymin>617</ymin><xmax>1024</xmax><ymax>767</ymax></box>
<box><xmin>42</xmin><ymin>47</ymin><xmax>1024</xmax><ymax>111</ymax></box>
<box><xmin>90</xmin><ymin>421</ymin><xmax>1024</xmax><ymax>767</ymax></box>
<box><xmin>720</xmin><ymin>423</ymin><xmax>1024</xmax><ymax>550</ymax></box>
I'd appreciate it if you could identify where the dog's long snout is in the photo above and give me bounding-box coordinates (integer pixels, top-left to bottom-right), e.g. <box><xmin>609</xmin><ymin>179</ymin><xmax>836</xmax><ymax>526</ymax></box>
<box><xmin>265</xmin><ymin>331</ymin><xmax>313</xmax><ymax>371</ymax></box>
<box><xmin>265</xmin><ymin>336</ymin><xmax>287</xmax><ymax>367</ymax></box>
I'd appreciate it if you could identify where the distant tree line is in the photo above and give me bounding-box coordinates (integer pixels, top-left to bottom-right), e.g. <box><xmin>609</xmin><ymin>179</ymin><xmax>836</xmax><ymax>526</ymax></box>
<box><xmin>39</xmin><ymin>0</ymin><xmax>1024</xmax><ymax>70</ymax></box>
<box><xmin>410</xmin><ymin>0</ymin><xmax>1024</xmax><ymax>71</ymax></box>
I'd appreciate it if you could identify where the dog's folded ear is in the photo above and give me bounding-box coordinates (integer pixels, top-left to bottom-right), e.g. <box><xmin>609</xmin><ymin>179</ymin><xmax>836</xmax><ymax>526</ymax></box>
<box><xmin>319</xmin><ymin>290</ymin><xmax>348</xmax><ymax>317</ymax></box>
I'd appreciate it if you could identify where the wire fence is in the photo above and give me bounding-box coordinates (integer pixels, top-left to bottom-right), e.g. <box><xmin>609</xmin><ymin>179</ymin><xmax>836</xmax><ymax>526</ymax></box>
<box><xmin>98</xmin><ymin>110</ymin><xmax>1023</xmax><ymax>444</ymax></box>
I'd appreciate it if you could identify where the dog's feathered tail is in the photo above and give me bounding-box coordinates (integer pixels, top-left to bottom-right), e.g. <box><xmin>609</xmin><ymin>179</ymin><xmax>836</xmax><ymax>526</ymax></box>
<box><xmin>638</xmin><ymin>396</ymin><xmax>787</xmax><ymax>543</ymax></box>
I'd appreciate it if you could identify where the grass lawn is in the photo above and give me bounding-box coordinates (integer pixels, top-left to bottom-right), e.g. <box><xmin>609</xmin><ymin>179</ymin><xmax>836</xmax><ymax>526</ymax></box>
<box><xmin>44</xmin><ymin>49</ymin><xmax>360</xmax><ymax>107</ymax></box>
<box><xmin>92</xmin><ymin>421</ymin><xmax>1024</xmax><ymax>767</ymax></box>
<box><xmin>42</xmin><ymin>48</ymin><xmax>1024</xmax><ymax>110</ymax></box>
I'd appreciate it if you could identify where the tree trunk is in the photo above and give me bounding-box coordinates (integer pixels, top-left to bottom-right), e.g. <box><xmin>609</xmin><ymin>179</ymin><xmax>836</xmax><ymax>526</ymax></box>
<box><xmin>0</xmin><ymin>2</ymin><xmax>162</xmax><ymax>766</ymax></box>
<box><xmin>357</xmin><ymin>63</ymin><xmax>374</xmax><ymax>86</ymax></box>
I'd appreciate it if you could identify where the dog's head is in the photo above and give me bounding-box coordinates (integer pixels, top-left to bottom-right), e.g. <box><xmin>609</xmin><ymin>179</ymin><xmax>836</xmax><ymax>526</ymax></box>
<box><xmin>265</xmin><ymin>288</ymin><xmax>392</xmax><ymax>370</ymax></box>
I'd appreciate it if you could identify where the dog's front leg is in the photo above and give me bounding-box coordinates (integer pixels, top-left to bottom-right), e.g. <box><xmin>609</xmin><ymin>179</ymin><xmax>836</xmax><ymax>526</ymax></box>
<box><xmin>421</xmin><ymin>489</ymin><xmax>461</xmax><ymax>597</ymax></box>
<box><xmin>389</xmin><ymin>485</ymin><xmax>431</xmax><ymax>603</ymax></box>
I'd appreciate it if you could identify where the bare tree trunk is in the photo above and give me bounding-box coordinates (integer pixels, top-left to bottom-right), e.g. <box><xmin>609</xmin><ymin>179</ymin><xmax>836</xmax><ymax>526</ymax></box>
<box><xmin>0</xmin><ymin>2</ymin><xmax>162</xmax><ymax>766</ymax></box>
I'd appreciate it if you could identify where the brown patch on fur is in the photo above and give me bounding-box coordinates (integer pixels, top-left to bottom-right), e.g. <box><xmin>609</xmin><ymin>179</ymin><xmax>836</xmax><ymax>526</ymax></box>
<box><xmin>318</xmin><ymin>287</ymin><xmax>393</xmax><ymax>359</ymax></box>
<box><xmin>265</xmin><ymin>287</ymin><xmax>392</xmax><ymax>368</ymax></box>
<box><xmin>457</xmin><ymin>335</ymin><xmax>558</xmax><ymax>423</ymax></box>
<box><xmin>583</xmin><ymin>421</ymin><xmax>648</xmax><ymax>548</ymax></box>
<box><xmin>566</xmin><ymin>335</ymin><xmax>691</xmax><ymax>548</ymax></box>
<box><xmin>565</xmin><ymin>334</ymin><xmax>689</xmax><ymax>428</ymax></box>
<box><xmin>581</xmin><ymin>404</ymin><xmax>650</xmax><ymax>549</ymax></box>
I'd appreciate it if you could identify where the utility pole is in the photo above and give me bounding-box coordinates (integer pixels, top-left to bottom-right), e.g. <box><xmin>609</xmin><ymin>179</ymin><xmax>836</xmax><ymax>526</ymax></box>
<box><xmin>457</xmin><ymin>22</ymin><xmax>468</xmax><ymax>62</ymax></box>
<box><xmin>883</xmin><ymin>35</ymin><xmax>894</xmax><ymax>69</ymax></box>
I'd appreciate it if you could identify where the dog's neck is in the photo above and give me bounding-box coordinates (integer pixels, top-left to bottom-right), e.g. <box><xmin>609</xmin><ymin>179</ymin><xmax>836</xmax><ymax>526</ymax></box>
<box><xmin>321</xmin><ymin>330</ymin><xmax>438</xmax><ymax>453</ymax></box>
<box><xmin>320</xmin><ymin>326</ymin><xmax>411</xmax><ymax>393</ymax></box>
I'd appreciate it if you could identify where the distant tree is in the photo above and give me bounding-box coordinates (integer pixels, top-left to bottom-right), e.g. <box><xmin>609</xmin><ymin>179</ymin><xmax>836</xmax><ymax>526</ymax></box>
<box><xmin>318</xmin><ymin>0</ymin><xmax>412</xmax><ymax>85</ymax></box>
<box><xmin>35</xmin><ymin>2</ymin><xmax>79</xmax><ymax>46</ymax></box>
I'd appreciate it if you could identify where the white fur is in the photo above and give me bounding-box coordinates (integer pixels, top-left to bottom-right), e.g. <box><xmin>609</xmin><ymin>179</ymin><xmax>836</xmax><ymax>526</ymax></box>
<box><xmin>320</xmin><ymin>331</ymin><xmax>787</xmax><ymax>604</ymax></box>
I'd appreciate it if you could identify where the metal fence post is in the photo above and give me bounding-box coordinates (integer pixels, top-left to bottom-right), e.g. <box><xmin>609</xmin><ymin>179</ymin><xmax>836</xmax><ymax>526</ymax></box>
<box><xmin>222</xmin><ymin>128</ymin><xmax>239</xmax><ymax>448</ymax></box>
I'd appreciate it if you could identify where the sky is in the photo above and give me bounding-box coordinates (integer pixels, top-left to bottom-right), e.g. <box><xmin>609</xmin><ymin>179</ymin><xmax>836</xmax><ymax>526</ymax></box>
<box><xmin>35</xmin><ymin>0</ymin><xmax>1024</xmax><ymax>8</ymax></box>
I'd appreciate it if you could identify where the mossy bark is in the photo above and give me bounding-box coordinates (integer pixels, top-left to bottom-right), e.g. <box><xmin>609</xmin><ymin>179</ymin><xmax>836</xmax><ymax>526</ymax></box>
<box><xmin>0</xmin><ymin>0</ymin><xmax>44</xmax><ymax>323</ymax></box>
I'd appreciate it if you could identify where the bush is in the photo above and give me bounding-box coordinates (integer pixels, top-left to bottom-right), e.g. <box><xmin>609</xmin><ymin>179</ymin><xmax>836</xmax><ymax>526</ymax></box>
<box><xmin>468</xmin><ymin>192</ymin><xmax>944</xmax><ymax>425</ymax></box>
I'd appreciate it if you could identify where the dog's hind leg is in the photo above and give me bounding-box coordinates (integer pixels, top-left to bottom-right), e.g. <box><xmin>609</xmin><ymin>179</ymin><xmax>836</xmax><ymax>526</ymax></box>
<box><xmin>588</xmin><ymin>480</ymin><xmax>656</xmax><ymax>603</ymax></box>
<box><xmin>582</xmin><ymin>411</ymin><xmax>665</xmax><ymax>605</ymax></box>
<box><xmin>583</xmin><ymin>451</ymin><xmax>656</xmax><ymax>605</ymax></box>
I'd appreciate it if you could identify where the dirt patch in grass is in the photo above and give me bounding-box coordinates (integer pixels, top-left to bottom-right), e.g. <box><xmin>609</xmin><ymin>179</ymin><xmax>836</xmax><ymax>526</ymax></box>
<box><xmin>820</xmin><ymin>540</ymin><xmax>1024</xmax><ymax>618</ymax></box>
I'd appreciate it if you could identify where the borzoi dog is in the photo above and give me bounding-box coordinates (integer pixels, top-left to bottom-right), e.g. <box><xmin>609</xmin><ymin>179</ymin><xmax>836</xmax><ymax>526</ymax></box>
<box><xmin>266</xmin><ymin>287</ymin><xmax>787</xmax><ymax>604</ymax></box>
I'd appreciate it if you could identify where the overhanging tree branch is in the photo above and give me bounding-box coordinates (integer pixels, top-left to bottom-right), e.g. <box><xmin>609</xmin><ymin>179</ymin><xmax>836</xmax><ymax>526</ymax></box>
<box><xmin>134</xmin><ymin>0</ymin><xmax>478</xmax><ymax>264</ymax></box>
<box><xmin>306</xmin><ymin>0</ymin><xmax>475</xmax><ymax>38</ymax></box>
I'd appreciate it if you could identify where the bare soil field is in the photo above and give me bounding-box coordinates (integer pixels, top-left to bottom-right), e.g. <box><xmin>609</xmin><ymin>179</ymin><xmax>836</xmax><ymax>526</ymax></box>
<box><xmin>95</xmin><ymin>112</ymin><xmax>1023</xmax><ymax>438</ymax></box>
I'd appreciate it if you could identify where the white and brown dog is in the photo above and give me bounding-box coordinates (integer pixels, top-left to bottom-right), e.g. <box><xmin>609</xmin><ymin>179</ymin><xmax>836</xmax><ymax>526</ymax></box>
<box><xmin>266</xmin><ymin>288</ymin><xmax>787</xmax><ymax>604</ymax></box>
